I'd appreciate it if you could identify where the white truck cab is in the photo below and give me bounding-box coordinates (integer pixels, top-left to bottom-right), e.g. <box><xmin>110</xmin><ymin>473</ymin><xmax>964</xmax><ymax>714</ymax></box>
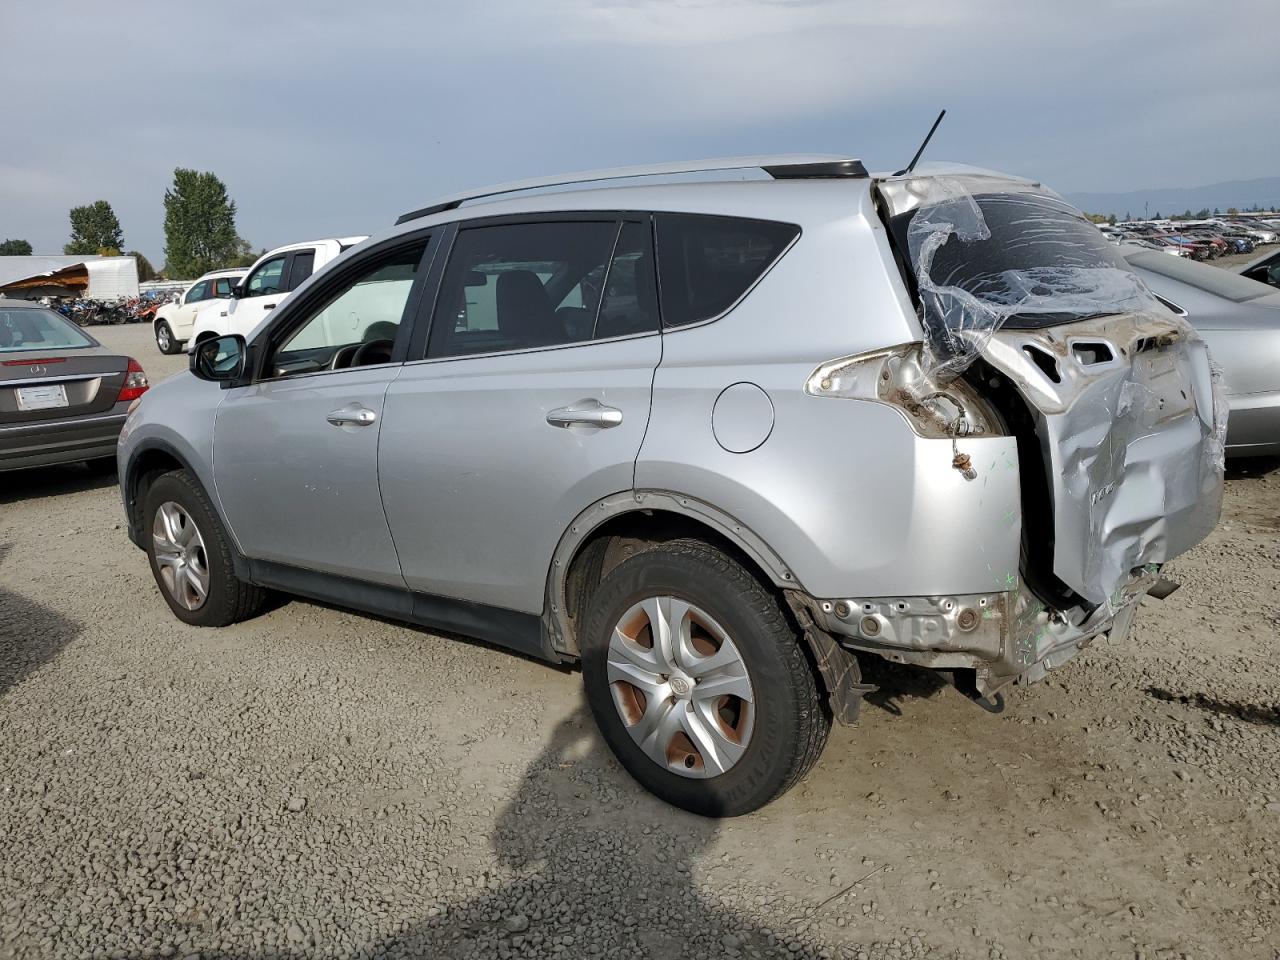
<box><xmin>188</xmin><ymin>237</ymin><xmax>366</xmax><ymax>348</ymax></box>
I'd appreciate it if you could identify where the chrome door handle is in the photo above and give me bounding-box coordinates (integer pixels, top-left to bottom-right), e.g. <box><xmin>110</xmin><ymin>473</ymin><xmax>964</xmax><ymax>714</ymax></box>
<box><xmin>546</xmin><ymin>400</ymin><xmax>623</xmax><ymax>429</ymax></box>
<box><xmin>327</xmin><ymin>405</ymin><xmax>377</xmax><ymax>427</ymax></box>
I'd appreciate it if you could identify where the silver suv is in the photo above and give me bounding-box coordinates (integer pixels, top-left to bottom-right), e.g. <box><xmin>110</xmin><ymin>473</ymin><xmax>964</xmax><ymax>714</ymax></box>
<box><xmin>119</xmin><ymin>156</ymin><xmax>1226</xmax><ymax>816</ymax></box>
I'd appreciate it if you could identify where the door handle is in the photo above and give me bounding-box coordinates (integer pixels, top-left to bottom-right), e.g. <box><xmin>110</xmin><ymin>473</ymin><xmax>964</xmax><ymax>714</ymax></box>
<box><xmin>263</xmin><ymin>303</ymin><xmax>276</xmax><ymax>311</ymax></box>
<box><xmin>546</xmin><ymin>400</ymin><xmax>623</xmax><ymax>430</ymax></box>
<box><xmin>327</xmin><ymin>405</ymin><xmax>378</xmax><ymax>427</ymax></box>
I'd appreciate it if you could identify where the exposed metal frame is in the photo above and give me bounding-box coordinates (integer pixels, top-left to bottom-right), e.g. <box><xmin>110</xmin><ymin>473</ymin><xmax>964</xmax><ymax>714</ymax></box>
<box><xmin>396</xmin><ymin>155</ymin><xmax>868</xmax><ymax>225</ymax></box>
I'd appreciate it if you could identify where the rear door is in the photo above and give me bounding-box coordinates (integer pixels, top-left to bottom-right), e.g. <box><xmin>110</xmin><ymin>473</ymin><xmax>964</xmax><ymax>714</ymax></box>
<box><xmin>379</xmin><ymin>215</ymin><xmax>662</xmax><ymax>614</ymax></box>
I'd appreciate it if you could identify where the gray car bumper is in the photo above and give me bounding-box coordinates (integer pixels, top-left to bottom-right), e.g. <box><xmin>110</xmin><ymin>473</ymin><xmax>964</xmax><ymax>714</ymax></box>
<box><xmin>0</xmin><ymin>408</ymin><xmax>128</xmax><ymax>472</ymax></box>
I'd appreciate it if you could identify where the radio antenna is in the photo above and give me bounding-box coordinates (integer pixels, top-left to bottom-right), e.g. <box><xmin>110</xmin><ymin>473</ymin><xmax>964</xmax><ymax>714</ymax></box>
<box><xmin>894</xmin><ymin>109</ymin><xmax>946</xmax><ymax>177</ymax></box>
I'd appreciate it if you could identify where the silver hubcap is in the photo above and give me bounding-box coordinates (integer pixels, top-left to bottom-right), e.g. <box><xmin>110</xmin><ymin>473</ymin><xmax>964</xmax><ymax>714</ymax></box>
<box><xmin>157</xmin><ymin>326</ymin><xmax>170</xmax><ymax>350</ymax></box>
<box><xmin>152</xmin><ymin>501</ymin><xmax>210</xmax><ymax>610</ymax></box>
<box><xmin>607</xmin><ymin>596</ymin><xmax>755</xmax><ymax>779</ymax></box>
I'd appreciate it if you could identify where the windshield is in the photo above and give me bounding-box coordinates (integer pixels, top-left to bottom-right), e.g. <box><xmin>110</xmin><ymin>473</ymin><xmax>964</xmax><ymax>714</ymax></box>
<box><xmin>894</xmin><ymin>190</ymin><xmax>1153</xmax><ymax>333</ymax></box>
<box><xmin>1124</xmin><ymin>249</ymin><xmax>1273</xmax><ymax>303</ymax></box>
<box><xmin>0</xmin><ymin>308</ymin><xmax>95</xmax><ymax>352</ymax></box>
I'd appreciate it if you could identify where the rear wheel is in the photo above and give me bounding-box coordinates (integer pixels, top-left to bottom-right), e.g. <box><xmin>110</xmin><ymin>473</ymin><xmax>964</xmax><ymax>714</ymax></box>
<box><xmin>143</xmin><ymin>470</ymin><xmax>268</xmax><ymax>627</ymax></box>
<box><xmin>155</xmin><ymin>321</ymin><xmax>180</xmax><ymax>354</ymax></box>
<box><xmin>581</xmin><ymin>539</ymin><xmax>829</xmax><ymax>816</ymax></box>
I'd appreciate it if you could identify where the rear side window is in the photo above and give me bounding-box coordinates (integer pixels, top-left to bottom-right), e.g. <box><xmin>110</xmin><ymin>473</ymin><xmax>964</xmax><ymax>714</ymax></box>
<box><xmin>287</xmin><ymin>251</ymin><xmax>316</xmax><ymax>291</ymax></box>
<box><xmin>428</xmin><ymin>220</ymin><xmax>657</xmax><ymax>358</ymax></box>
<box><xmin>655</xmin><ymin>214</ymin><xmax>800</xmax><ymax>327</ymax></box>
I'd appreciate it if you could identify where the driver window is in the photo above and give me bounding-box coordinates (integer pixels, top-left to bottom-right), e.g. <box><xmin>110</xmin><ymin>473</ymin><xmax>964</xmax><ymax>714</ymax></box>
<box><xmin>271</xmin><ymin>240</ymin><xmax>428</xmax><ymax>377</ymax></box>
<box><xmin>246</xmin><ymin>256</ymin><xmax>287</xmax><ymax>297</ymax></box>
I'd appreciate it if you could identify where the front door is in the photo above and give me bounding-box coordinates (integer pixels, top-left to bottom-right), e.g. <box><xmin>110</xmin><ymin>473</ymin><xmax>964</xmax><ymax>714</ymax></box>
<box><xmin>379</xmin><ymin>217</ymin><xmax>662</xmax><ymax>613</ymax></box>
<box><xmin>213</xmin><ymin>237</ymin><xmax>435</xmax><ymax>585</ymax></box>
<box><xmin>172</xmin><ymin>279</ymin><xmax>210</xmax><ymax>338</ymax></box>
<box><xmin>225</xmin><ymin>252</ymin><xmax>291</xmax><ymax>338</ymax></box>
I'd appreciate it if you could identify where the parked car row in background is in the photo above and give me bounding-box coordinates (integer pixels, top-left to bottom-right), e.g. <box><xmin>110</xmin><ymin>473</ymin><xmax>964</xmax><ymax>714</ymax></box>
<box><xmin>1100</xmin><ymin>215</ymin><xmax>1279</xmax><ymax>260</ymax></box>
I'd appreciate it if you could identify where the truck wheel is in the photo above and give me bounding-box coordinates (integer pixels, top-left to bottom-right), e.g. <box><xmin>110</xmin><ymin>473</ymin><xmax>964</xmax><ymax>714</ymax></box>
<box><xmin>143</xmin><ymin>469</ymin><xmax>268</xmax><ymax>627</ymax></box>
<box><xmin>155</xmin><ymin>321</ymin><xmax>180</xmax><ymax>355</ymax></box>
<box><xmin>581</xmin><ymin>539</ymin><xmax>829</xmax><ymax>816</ymax></box>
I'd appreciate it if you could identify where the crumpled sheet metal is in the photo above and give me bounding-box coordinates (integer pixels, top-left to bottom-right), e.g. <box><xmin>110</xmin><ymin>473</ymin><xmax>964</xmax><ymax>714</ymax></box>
<box><xmin>893</xmin><ymin>174</ymin><xmax>1227</xmax><ymax>613</ymax></box>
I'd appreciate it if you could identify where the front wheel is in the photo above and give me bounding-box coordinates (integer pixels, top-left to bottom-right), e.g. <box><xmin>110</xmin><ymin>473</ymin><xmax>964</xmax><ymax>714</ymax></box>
<box><xmin>143</xmin><ymin>470</ymin><xmax>268</xmax><ymax>627</ymax></box>
<box><xmin>154</xmin><ymin>321</ymin><xmax>180</xmax><ymax>355</ymax></box>
<box><xmin>581</xmin><ymin>540</ymin><xmax>829</xmax><ymax>816</ymax></box>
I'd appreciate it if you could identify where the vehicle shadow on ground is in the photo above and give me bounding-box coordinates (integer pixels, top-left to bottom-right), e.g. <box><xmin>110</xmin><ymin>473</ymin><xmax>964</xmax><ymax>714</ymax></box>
<box><xmin>858</xmin><ymin>656</ymin><xmax>949</xmax><ymax>716</ymax></box>
<box><xmin>0</xmin><ymin>543</ymin><xmax>83</xmax><ymax>698</ymax></box>
<box><xmin>130</xmin><ymin>707</ymin><xmax>853</xmax><ymax>960</ymax></box>
<box><xmin>366</xmin><ymin>706</ymin><xmax>843</xmax><ymax>959</ymax></box>
<box><xmin>0</xmin><ymin>461</ymin><xmax>117</xmax><ymax>505</ymax></box>
<box><xmin>1145</xmin><ymin>686</ymin><xmax>1280</xmax><ymax>728</ymax></box>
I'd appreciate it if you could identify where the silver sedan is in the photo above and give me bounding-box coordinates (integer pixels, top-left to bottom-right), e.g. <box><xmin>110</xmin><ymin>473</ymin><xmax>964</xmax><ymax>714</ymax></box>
<box><xmin>1124</xmin><ymin>247</ymin><xmax>1280</xmax><ymax>457</ymax></box>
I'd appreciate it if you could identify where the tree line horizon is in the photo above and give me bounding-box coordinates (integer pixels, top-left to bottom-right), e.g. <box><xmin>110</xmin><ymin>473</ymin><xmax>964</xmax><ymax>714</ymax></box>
<box><xmin>0</xmin><ymin>168</ymin><xmax>263</xmax><ymax>282</ymax></box>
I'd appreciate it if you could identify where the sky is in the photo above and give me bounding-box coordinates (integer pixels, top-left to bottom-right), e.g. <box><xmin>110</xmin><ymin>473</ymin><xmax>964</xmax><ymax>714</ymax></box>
<box><xmin>3</xmin><ymin>0</ymin><xmax>1277</xmax><ymax>265</ymax></box>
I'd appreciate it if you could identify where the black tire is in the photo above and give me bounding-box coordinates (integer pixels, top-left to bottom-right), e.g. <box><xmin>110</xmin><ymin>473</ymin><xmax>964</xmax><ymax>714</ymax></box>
<box><xmin>581</xmin><ymin>539</ymin><xmax>829</xmax><ymax>817</ymax></box>
<box><xmin>143</xmin><ymin>469</ymin><xmax>268</xmax><ymax>627</ymax></box>
<box><xmin>155</xmin><ymin>321</ymin><xmax>180</xmax><ymax>355</ymax></box>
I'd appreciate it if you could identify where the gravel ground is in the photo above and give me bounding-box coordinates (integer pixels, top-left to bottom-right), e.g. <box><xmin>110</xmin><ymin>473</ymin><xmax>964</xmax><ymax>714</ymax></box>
<box><xmin>1</xmin><ymin>323</ymin><xmax>1277</xmax><ymax>960</ymax></box>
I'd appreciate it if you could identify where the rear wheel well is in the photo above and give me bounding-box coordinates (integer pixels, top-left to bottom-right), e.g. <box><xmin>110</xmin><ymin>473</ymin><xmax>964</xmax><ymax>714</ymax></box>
<box><xmin>560</xmin><ymin>510</ymin><xmax>788</xmax><ymax>653</ymax></box>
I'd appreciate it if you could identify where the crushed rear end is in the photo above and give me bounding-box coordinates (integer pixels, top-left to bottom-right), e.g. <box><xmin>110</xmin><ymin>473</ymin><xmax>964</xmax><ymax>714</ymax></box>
<box><xmin>819</xmin><ymin>170</ymin><xmax>1226</xmax><ymax>696</ymax></box>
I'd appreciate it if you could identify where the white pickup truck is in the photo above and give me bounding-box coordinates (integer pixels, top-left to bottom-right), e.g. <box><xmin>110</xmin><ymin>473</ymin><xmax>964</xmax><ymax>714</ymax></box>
<box><xmin>188</xmin><ymin>237</ymin><xmax>366</xmax><ymax>348</ymax></box>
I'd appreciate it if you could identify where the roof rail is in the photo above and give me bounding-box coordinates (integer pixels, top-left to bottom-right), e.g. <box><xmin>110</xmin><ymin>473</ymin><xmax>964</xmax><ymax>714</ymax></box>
<box><xmin>395</xmin><ymin>154</ymin><xmax>868</xmax><ymax>225</ymax></box>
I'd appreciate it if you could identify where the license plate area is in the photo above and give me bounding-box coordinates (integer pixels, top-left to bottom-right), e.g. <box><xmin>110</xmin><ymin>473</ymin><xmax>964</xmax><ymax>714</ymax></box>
<box><xmin>15</xmin><ymin>384</ymin><xmax>69</xmax><ymax>411</ymax></box>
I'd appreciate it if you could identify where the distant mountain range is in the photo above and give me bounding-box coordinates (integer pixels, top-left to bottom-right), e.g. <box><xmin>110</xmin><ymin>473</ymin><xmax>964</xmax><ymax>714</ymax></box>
<box><xmin>1065</xmin><ymin>177</ymin><xmax>1280</xmax><ymax>219</ymax></box>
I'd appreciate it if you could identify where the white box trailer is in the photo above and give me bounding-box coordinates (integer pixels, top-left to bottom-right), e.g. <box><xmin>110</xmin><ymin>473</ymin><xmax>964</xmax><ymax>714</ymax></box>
<box><xmin>0</xmin><ymin>255</ymin><xmax>140</xmax><ymax>300</ymax></box>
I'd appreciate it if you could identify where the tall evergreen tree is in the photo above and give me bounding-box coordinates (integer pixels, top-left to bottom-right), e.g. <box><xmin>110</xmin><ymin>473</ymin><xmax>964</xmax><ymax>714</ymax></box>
<box><xmin>163</xmin><ymin>168</ymin><xmax>242</xmax><ymax>278</ymax></box>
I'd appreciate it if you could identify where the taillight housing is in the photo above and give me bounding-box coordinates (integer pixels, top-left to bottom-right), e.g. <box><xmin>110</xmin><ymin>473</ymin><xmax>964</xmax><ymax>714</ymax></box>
<box><xmin>117</xmin><ymin>358</ymin><xmax>149</xmax><ymax>403</ymax></box>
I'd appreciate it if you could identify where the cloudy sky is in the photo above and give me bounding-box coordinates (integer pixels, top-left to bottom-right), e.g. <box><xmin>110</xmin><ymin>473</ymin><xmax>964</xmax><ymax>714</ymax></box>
<box><xmin>3</xmin><ymin>0</ymin><xmax>1276</xmax><ymax>263</ymax></box>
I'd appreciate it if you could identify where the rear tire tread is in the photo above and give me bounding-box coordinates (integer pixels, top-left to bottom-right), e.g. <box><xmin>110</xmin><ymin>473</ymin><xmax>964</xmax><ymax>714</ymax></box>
<box><xmin>582</xmin><ymin>538</ymin><xmax>829</xmax><ymax>816</ymax></box>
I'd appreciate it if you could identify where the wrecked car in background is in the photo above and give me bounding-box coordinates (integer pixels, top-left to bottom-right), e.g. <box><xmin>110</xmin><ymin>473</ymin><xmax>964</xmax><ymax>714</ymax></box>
<box><xmin>119</xmin><ymin>156</ymin><xmax>1226</xmax><ymax>816</ymax></box>
<box><xmin>1123</xmin><ymin>246</ymin><xmax>1280</xmax><ymax>457</ymax></box>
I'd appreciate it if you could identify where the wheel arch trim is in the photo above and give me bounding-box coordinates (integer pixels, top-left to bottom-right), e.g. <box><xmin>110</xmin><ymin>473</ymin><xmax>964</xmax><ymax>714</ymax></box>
<box><xmin>124</xmin><ymin>438</ymin><xmax>251</xmax><ymax>580</ymax></box>
<box><xmin>543</xmin><ymin>489</ymin><xmax>802</xmax><ymax>657</ymax></box>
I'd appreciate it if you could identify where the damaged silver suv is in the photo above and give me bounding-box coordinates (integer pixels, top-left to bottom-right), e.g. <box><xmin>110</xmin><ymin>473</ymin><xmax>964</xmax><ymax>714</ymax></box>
<box><xmin>119</xmin><ymin>156</ymin><xmax>1226</xmax><ymax>816</ymax></box>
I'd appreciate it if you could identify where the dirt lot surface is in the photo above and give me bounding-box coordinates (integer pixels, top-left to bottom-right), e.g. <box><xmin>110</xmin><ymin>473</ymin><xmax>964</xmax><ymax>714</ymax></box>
<box><xmin>1</xmin><ymin>323</ymin><xmax>1277</xmax><ymax>960</ymax></box>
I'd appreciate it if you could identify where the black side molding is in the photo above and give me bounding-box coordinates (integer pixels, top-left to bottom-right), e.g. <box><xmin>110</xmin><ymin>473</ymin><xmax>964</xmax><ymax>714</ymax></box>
<box><xmin>248</xmin><ymin>560</ymin><xmax>553</xmax><ymax>662</ymax></box>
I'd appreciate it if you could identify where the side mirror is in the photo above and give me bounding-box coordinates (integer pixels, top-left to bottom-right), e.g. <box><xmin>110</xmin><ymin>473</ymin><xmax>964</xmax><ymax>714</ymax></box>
<box><xmin>191</xmin><ymin>334</ymin><xmax>248</xmax><ymax>385</ymax></box>
<box><xmin>230</xmin><ymin>283</ymin><xmax>245</xmax><ymax>299</ymax></box>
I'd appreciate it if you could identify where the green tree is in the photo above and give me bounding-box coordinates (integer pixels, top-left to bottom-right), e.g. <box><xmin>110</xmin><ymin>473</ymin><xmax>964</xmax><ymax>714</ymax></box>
<box><xmin>1194</xmin><ymin>208</ymin><xmax>1210</xmax><ymax>219</ymax></box>
<box><xmin>163</xmin><ymin>168</ymin><xmax>243</xmax><ymax>278</ymax></box>
<box><xmin>1107</xmin><ymin>214</ymin><xmax>1116</xmax><ymax>225</ymax></box>
<box><xmin>0</xmin><ymin>238</ymin><xmax>33</xmax><ymax>255</ymax></box>
<box><xmin>1227</xmin><ymin>207</ymin><xmax>1240</xmax><ymax>216</ymax></box>
<box><xmin>64</xmin><ymin>200</ymin><xmax>123</xmax><ymax>255</ymax></box>
<box><xmin>127</xmin><ymin>250</ymin><xmax>157</xmax><ymax>282</ymax></box>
